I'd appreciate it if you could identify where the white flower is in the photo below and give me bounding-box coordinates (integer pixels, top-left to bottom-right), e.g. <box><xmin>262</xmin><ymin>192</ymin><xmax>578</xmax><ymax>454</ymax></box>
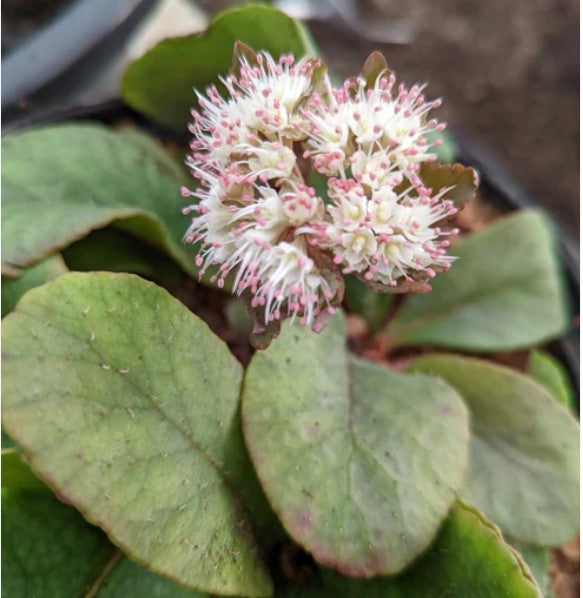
<box><xmin>227</xmin><ymin>53</ymin><xmax>314</xmax><ymax>140</ymax></box>
<box><xmin>183</xmin><ymin>48</ymin><xmax>463</xmax><ymax>333</ymax></box>
<box><xmin>251</xmin><ymin>239</ymin><xmax>337</xmax><ymax>325</ymax></box>
<box><xmin>244</xmin><ymin>141</ymin><xmax>297</xmax><ymax>180</ymax></box>
<box><xmin>350</xmin><ymin>150</ymin><xmax>403</xmax><ymax>191</ymax></box>
<box><xmin>183</xmin><ymin>51</ymin><xmax>340</xmax><ymax>328</ymax></box>
<box><xmin>310</xmin><ymin>181</ymin><xmax>458</xmax><ymax>286</ymax></box>
<box><xmin>303</xmin><ymin>71</ymin><xmax>445</xmax><ymax>180</ymax></box>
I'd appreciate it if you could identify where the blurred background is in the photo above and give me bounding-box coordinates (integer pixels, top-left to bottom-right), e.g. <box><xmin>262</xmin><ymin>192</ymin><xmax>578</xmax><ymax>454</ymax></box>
<box><xmin>2</xmin><ymin>0</ymin><xmax>579</xmax><ymax>237</ymax></box>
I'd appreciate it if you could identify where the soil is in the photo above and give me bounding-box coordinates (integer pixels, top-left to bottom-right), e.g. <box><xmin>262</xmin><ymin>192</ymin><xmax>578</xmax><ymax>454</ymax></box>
<box><xmin>307</xmin><ymin>0</ymin><xmax>579</xmax><ymax>239</ymax></box>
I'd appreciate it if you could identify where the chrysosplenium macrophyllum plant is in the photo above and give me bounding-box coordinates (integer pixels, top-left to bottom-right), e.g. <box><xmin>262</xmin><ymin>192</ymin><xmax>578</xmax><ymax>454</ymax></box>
<box><xmin>182</xmin><ymin>45</ymin><xmax>463</xmax><ymax>344</ymax></box>
<box><xmin>0</xmin><ymin>5</ymin><xmax>578</xmax><ymax>597</ymax></box>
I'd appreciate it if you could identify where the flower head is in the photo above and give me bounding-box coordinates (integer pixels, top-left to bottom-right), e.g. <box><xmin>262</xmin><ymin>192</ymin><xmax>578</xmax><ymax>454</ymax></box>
<box><xmin>182</xmin><ymin>47</ymin><xmax>474</xmax><ymax>340</ymax></box>
<box><xmin>183</xmin><ymin>49</ymin><xmax>342</xmax><ymax>334</ymax></box>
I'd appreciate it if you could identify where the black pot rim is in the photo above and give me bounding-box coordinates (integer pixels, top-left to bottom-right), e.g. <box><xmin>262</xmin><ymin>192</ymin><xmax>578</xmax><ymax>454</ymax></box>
<box><xmin>2</xmin><ymin>100</ymin><xmax>579</xmax><ymax>395</ymax></box>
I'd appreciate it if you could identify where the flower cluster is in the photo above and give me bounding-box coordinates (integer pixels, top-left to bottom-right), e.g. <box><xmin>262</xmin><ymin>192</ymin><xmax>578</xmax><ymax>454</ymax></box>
<box><xmin>182</xmin><ymin>47</ymin><xmax>462</xmax><ymax>334</ymax></box>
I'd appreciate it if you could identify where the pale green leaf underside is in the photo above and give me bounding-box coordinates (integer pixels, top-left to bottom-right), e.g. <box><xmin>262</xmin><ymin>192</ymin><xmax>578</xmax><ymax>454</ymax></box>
<box><xmin>385</xmin><ymin>210</ymin><xmax>570</xmax><ymax>351</ymax></box>
<box><xmin>2</xmin><ymin>124</ymin><xmax>194</xmax><ymax>275</ymax></box>
<box><xmin>243</xmin><ymin>312</ymin><xmax>469</xmax><ymax>577</ymax></box>
<box><xmin>122</xmin><ymin>5</ymin><xmax>312</xmax><ymax>130</ymax></box>
<box><xmin>409</xmin><ymin>354</ymin><xmax>580</xmax><ymax>546</ymax></box>
<box><xmin>321</xmin><ymin>502</ymin><xmax>542</xmax><ymax>597</ymax></box>
<box><xmin>1</xmin><ymin>272</ymin><xmax>271</xmax><ymax>596</ymax></box>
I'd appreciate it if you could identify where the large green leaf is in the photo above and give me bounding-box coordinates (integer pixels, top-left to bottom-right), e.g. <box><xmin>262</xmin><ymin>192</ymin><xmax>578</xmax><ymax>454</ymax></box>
<box><xmin>1</xmin><ymin>272</ymin><xmax>272</xmax><ymax>596</ymax></box>
<box><xmin>122</xmin><ymin>5</ymin><xmax>313</xmax><ymax>130</ymax></box>
<box><xmin>2</xmin><ymin>489</ymin><xmax>113</xmax><ymax>597</ymax></box>
<box><xmin>384</xmin><ymin>210</ymin><xmax>570</xmax><ymax>351</ymax></box>
<box><xmin>321</xmin><ymin>502</ymin><xmax>542</xmax><ymax>597</ymax></box>
<box><xmin>242</xmin><ymin>312</ymin><xmax>469</xmax><ymax>577</ymax></box>
<box><xmin>2</xmin><ymin>124</ymin><xmax>194</xmax><ymax>275</ymax></box>
<box><xmin>2</xmin><ymin>255</ymin><xmax>68</xmax><ymax>318</ymax></box>
<box><xmin>527</xmin><ymin>350</ymin><xmax>576</xmax><ymax>409</ymax></box>
<box><xmin>409</xmin><ymin>354</ymin><xmax>580</xmax><ymax>545</ymax></box>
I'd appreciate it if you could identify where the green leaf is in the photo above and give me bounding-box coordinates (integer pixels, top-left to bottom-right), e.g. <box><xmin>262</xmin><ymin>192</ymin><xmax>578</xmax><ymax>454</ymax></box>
<box><xmin>242</xmin><ymin>312</ymin><xmax>469</xmax><ymax>576</ymax></box>
<box><xmin>2</xmin><ymin>448</ymin><xmax>49</xmax><ymax>492</ymax></box>
<box><xmin>118</xmin><ymin>129</ymin><xmax>190</xmax><ymax>183</ymax></box>
<box><xmin>1</xmin><ymin>272</ymin><xmax>272</xmax><ymax>596</ymax></box>
<box><xmin>408</xmin><ymin>354</ymin><xmax>580</xmax><ymax>546</ymax></box>
<box><xmin>2</xmin><ymin>489</ymin><xmax>113</xmax><ymax>597</ymax></box>
<box><xmin>2</xmin><ymin>428</ymin><xmax>16</xmax><ymax>449</ymax></box>
<box><xmin>3</xmin><ymin>487</ymin><xmax>208</xmax><ymax>597</ymax></box>
<box><xmin>2</xmin><ymin>124</ymin><xmax>194</xmax><ymax>275</ymax></box>
<box><xmin>344</xmin><ymin>275</ymin><xmax>395</xmax><ymax>331</ymax></box>
<box><xmin>97</xmin><ymin>557</ymin><xmax>208</xmax><ymax>597</ymax></box>
<box><xmin>321</xmin><ymin>502</ymin><xmax>542</xmax><ymax>597</ymax></box>
<box><xmin>511</xmin><ymin>541</ymin><xmax>551</xmax><ymax>597</ymax></box>
<box><xmin>385</xmin><ymin>210</ymin><xmax>570</xmax><ymax>351</ymax></box>
<box><xmin>425</xmin><ymin>129</ymin><xmax>457</xmax><ymax>164</ymax></box>
<box><xmin>62</xmin><ymin>228</ymin><xmax>183</xmax><ymax>280</ymax></box>
<box><xmin>2</xmin><ymin>255</ymin><xmax>68</xmax><ymax>318</ymax></box>
<box><xmin>527</xmin><ymin>350</ymin><xmax>575</xmax><ymax>409</ymax></box>
<box><xmin>122</xmin><ymin>5</ymin><xmax>313</xmax><ymax>130</ymax></box>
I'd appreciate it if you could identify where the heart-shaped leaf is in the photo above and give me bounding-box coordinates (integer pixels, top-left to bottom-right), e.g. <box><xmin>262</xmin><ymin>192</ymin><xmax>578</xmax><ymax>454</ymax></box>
<box><xmin>321</xmin><ymin>502</ymin><xmax>542</xmax><ymax>597</ymax></box>
<box><xmin>122</xmin><ymin>5</ymin><xmax>313</xmax><ymax>130</ymax></box>
<box><xmin>2</xmin><ymin>255</ymin><xmax>68</xmax><ymax>318</ymax></box>
<box><xmin>408</xmin><ymin>354</ymin><xmax>580</xmax><ymax>546</ymax></box>
<box><xmin>384</xmin><ymin>210</ymin><xmax>570</xmax><ymax>351</ymax></box>
<box><xmin>1</xmin><ymin>272</ymin><xmax>272</xmax><ymax>596</ymax></box>
<box><xmin>2</xmin><ymin>489</ymin><xmax>113</xmax><ymax>597</ymax></box>
<box><xmin>242</xmin><ymin>312</ymin><xmax>469</xmax><ymax>577</ymax></box>
<box><xmin>528</xmin><ymin>350</ymin><xmax>576</xmax><ymax>409</ymax></box>
<box><xmin>2</xmin><ymin>124</ymin><xmax>194</xmax><ymax>275</ymax></box>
